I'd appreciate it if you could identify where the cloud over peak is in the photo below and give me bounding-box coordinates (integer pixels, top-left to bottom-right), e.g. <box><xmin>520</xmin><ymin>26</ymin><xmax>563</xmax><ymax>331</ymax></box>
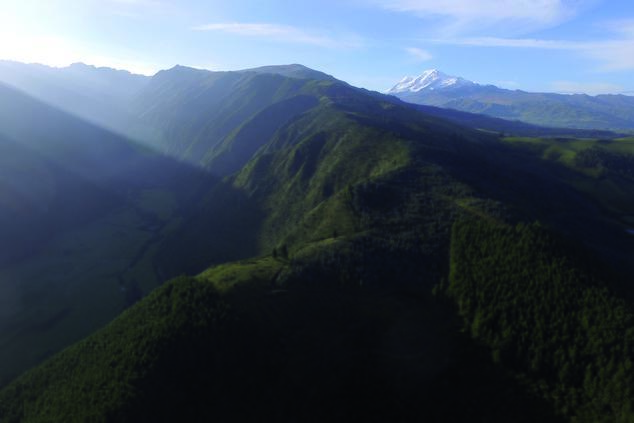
<box><xmin>193</xmin><ymin>22</ymin><xmax>362</xmax><ymax>49</ymax></box>
<box><xmin>405</xmin><ymin>47</ymin><xmax>433</xmax><ymax>61</ymax></box>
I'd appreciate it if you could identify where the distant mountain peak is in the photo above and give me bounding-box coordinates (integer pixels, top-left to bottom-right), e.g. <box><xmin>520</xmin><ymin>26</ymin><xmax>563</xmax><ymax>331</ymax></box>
<box><xmin>153</xmin><ymin>63</ymin><xmax>336</xmax><ymax>83</ymax></box>
<box><xmin>164</xmin><ymin>64</ymin><xmax>211</xmax><ymax>74</ymax></box>
<box><xmin>241</xmin><ymin>64</ymin><xmax>336</xmax><ymax>81</ymax></box>
<box><xmin>388</xmin><ymin>69</ymin><xmax>475</xmax><ymax>94</ymax></box>
<box><xmin>69</xmin><ymin>62</ymin><xmax>94</xmax><ymax>69</ymax></box>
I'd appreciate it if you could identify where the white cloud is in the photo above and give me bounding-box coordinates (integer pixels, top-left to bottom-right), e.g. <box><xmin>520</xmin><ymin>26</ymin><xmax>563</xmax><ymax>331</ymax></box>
<box><xmin>582</xmin><ymin>39</ymin><xmax>634</xmax><ymax>71</ymax></box>
<box><xmin>110</xmin><ymin>0</ymin><xmax>159</xmax><ymax>3</ymax></box>
<box><xmin>104</xmin><ymin>0</ymin><xmax>178</xmax><ymax>19</ymax></box>
<box><xmin>193</xmin><ymin>22</ymin><xmax>362</xmax><ymax>49</ymax></box>
<box><xmin>433</xmin><ymin>36</ymin><xmax>582</xmax><ymax>50</ymax></box>
<box><xmin>551</xmin><ymin>80</ymin><xmax>625</xmax><ymax>95</ymax></box>
<box><xmin>495</xmin><ymin>80</ymin><xmax>520</xmax><ymax>89</ymax></box>
<box><xmin>373</xmin><ymin>0</ymin><xmax>584</xmax><ymax>33</ymax></box>
<box><xmin>597</xmin><ymin>19</ymin><xmax>634</xmax><ymax>38</ymax></box>
<box><xmin>379</xmin><ymin>0</ymin><xmax>571</xmax><ymax>21</ymax></box>
<box><xmin>109</xmin><ymin>0</ymin><xmax>156</xmax><ymax>4</ymax></box>
<box><xmin>430</xmin><ymin>33</ymin><xmax>634</xmax><ymax>71</ymax></box>
<box><xmin>107</xmin><ymin>0</ymin><xmax>165</xmax><ymax>8</ymax></box>
<box><xmin>405</xmin><ymin>47</ymin><xmax>432</xmax><ymax>61</ymax></box>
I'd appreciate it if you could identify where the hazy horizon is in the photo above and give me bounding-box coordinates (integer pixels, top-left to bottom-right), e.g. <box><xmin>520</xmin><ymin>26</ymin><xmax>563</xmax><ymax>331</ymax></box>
<box><xmin>4</xmin><ymin>58</ymin><xmax>634</xmax><ymax>98</ymax></box>
<box><xmin>1</xmin><ymin>0</ymin><xmax>633</xmax><ymax>95</ymax></box>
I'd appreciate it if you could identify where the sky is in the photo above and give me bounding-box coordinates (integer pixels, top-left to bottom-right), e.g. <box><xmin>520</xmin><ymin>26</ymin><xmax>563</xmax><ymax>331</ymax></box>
<box><xmin>1</xmin><ymin>0</ymin><xmax>633</xmax><ymax>94</ymax></box>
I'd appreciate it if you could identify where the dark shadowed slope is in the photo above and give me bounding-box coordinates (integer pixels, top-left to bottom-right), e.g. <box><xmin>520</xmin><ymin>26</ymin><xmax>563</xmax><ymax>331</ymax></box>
<box><xmin>3</xmin><ymin>64</ymin><xmax>634</xmax><ymax>422</ymax></box>
<box><xmin>0</xmin><ymin>84</ymin><xmax>262</xmax><ymax>387</ymax></box>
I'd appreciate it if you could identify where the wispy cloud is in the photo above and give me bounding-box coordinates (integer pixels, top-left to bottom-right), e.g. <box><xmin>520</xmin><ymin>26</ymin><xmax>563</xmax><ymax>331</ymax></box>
<box><xmin>597</xmin><ymin>18</ymin><xmax>634</xmax><ymax>38</ymax></box>
<box><xmin>192</xmin><ymin>22</ymin><xmax>362</xmax><ymax>48</ymax></box>
<box><xmin>430</xmin><ymin>31</ymin><xmax>634</xmax><ymax>71</ymax></box>
<box><xmin>551</xmin><ymin>80</ymin><xmax>625</xmax><ymax>95</ymax></box>
<box><xmin>495</xmin><ymin>80</ymin><xmax>520</xmax><ymax>89</ymax></box>
<box><xmin>433</xmin><ymin>36</ymin><xmax>582</xmax><ymax>50</ymax></box>
<box><xmin>372</xmin><ymin>0</ymin><xmax>584</xmax><ymax>34</ymax></box>
<box><xmin>105</xmin><ymin>0</ymin><xmax>177</xmax><ymax>18</ymax></box>
<box><xmin>583</xmin><ymin>40</ymin><xmax>634</xmax><ymax>71</ymax></box>
<box><xmin>108</xmin><ymin>0</ymin><xmax>163</xmax><ymax>6</ymax></box>
<box><xmin>405</xmin><ymin>47</ymin><xmax>432</xmax><ymax>61</ymax></box>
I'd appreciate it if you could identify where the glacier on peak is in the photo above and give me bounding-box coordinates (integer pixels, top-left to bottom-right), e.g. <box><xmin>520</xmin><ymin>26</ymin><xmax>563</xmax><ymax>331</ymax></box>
<box><xmin>388</xmin><ymin>69</ymin><xmax>475</xmax><ymax>94</ymax></box>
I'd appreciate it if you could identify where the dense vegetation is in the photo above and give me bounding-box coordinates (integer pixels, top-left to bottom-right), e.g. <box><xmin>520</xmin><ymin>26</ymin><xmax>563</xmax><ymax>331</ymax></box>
<box><xmin>448</xmin><ymin>219</ymin><xmax>634</xmax><ymax>421</ymax></box>
<box><xmin>410</xmin><ymin>104</ymin><xmax>618</xmax><ymax>139</ymax></box>
<box><xmin>574</xmin><ymin>145</ymin><xmax>634</xmax><ymax>179</ymax></box>
<box><xmin>502</xmin><ymin>136</ymin><xmax>634</xmax><ymax>256</ymax></box>
<box><xmin>0</xmin><ymin>83</ymin><xmax>222</xmax><ymax>385</ymax></box>
<box><xmin>1</xmin><ymin>254</ymin><xmax>566</xmax><ymax>422</ymax></box>
<box><xmin>2</xmin><ymin>62</ymin><xmax>634</xmax><ymax>421</ymax></box>
<box><xmin>0</xmin><ymin>275</ymin><xmax>228</xmax><ymax>422</ymax></box>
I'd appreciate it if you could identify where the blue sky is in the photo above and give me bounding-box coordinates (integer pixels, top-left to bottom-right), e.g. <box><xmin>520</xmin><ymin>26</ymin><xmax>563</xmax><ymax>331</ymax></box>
<box><xmin>1</xmin><ymin>0</ymin><xmax>633</xmax><ymax>94</ymax></box>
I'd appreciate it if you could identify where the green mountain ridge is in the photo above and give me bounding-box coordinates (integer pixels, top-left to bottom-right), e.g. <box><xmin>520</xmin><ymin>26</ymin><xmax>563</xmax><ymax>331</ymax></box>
<box><xmin>130</xmin><ymin>67</ymin><xmax>342</xmax><ymax>172</ymax></box>
<box><xmin>240</xmin><ymin>63</ymin><xmax>337</xmax><ymax>81</ymax></box>
<box><xmin>2</xmin><ymin>63</ymin><xmax>634</xmax><ymax>421</ymax></box>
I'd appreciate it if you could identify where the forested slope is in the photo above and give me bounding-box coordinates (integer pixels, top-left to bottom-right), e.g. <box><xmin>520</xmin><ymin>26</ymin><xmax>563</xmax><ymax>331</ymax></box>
<box><xmin>448</xmin><ymin>219</ymin><xmax>634</xmax><ymax>421</ymax></box>
<box><xmin>2</xmin><ymin>64</ymin><xmax>634</xmax><ymax>422</ymax></box>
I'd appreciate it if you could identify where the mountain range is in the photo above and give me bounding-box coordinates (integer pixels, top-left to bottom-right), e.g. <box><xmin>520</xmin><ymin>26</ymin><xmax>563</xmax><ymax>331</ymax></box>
<box><xmin>388</xmin><ymin>69</ymin><xmax>634</xmax><ymax>130</ymax></box>
<box><xmin>1</xmin><ymin>61</ymin><xmax>634</xmax><ymax>421</ymax></box>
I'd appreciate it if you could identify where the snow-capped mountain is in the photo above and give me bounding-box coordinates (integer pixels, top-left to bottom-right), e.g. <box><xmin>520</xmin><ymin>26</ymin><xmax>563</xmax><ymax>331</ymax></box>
<box><xmin>386</xmin><ymin>69</ymin><xmax>634</xmax><ymax>130</ymax></box>
<box><xmin>388</xmin><ymin>69</ymin><xmax>475</xmax><ymax>94</ymax></box>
